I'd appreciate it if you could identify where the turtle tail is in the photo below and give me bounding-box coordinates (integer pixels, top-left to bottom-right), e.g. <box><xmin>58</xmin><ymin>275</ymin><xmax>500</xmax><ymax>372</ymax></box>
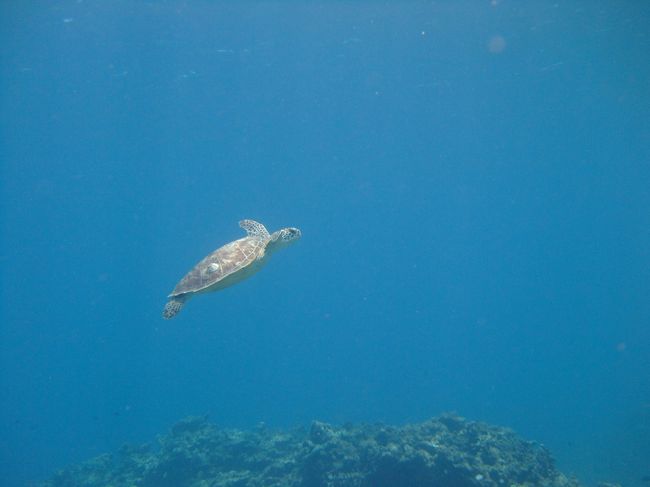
<box><xmin>163</xmin><ymin>296</ymin><xmax>186</xmax><ymax>319</ymax></box>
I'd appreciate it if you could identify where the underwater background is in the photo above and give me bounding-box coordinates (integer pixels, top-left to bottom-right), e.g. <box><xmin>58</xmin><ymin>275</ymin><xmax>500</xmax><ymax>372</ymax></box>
<box><xmin>1</xmin><ymin>1</ymin><xmax>649</xmax><ymax>486</ymax></box>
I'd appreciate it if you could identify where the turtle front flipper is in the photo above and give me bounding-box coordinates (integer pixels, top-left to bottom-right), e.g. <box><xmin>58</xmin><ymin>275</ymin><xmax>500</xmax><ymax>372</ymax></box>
<box><xmin>163</xmin><ymin>295</ymin><xmax>188</xmax><ymax>319</ymax></box>
<box><xmin>239</xmin><ymin>219</ymin><xmax>270</xmax><ymax>239</ymax></box>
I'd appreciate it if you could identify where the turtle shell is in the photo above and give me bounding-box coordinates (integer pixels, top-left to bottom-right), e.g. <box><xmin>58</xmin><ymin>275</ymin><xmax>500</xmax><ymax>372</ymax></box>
<box><xmin>169</xmin><ymin>236</ymin><xmax>268</xmax><ymax>297</ymax></box>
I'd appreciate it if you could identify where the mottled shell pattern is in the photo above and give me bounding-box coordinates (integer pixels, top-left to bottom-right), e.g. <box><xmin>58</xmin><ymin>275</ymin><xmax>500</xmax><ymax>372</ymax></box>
<box><xmin>169</xmin><ymin>220</ymin><xmax>270</xmax><ymax>297</ymax></box>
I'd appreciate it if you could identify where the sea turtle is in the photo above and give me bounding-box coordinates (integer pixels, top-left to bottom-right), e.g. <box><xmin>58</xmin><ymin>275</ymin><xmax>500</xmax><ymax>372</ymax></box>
<box><xmin>163</xmin><ymin>219</ymin><xmax>301</xmax><ymax>319</ymax></box>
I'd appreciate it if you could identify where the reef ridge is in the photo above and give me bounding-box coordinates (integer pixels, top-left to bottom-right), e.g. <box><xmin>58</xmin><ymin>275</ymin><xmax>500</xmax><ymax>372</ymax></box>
<box><xmin>39</xmin><ymin>413</ymin><xmax>583</xmax><ymax>487</ymax></box>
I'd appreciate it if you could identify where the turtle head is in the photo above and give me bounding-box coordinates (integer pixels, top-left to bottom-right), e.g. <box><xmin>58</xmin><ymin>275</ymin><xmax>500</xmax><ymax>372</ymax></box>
<box><xmin>268</xmin><ymin>227</ymin><xmax>301</xmax><ymax>252</ymax></box>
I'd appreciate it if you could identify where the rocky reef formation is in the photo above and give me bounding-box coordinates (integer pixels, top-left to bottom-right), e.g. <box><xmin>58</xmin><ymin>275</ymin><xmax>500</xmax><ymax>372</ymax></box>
<box><xmin>40</xmin><ymin>413</ymin><xmax>582</xmax><ymax>487</ymax></box>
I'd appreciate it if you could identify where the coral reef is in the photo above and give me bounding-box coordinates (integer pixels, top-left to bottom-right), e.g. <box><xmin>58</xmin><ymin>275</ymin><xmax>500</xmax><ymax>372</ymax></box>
<box><xmin>39</xmin><ymin>413</ymin><xmax>582</xmax><ymax>487</ymax></box>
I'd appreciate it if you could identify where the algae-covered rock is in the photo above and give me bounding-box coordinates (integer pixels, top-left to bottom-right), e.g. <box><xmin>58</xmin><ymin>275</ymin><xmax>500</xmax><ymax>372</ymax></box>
<box><xmin>38</xmin><ymin>414</ymin><xmax>584</xmax><ymax>487</ymax></box>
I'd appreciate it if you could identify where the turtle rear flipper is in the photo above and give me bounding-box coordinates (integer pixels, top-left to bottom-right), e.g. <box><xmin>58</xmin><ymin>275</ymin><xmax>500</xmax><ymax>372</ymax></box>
<box><xmin>163</xmin><ymin>295</ymin><xmax>188</xmax><ymax>319</ymax></box>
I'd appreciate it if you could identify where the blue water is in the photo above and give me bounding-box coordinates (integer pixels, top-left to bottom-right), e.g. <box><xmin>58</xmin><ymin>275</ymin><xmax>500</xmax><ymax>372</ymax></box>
<box><xmin>1</xmin><ymin>2</ymin><xmax>649</xmax><ymax>486</ymax></box>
